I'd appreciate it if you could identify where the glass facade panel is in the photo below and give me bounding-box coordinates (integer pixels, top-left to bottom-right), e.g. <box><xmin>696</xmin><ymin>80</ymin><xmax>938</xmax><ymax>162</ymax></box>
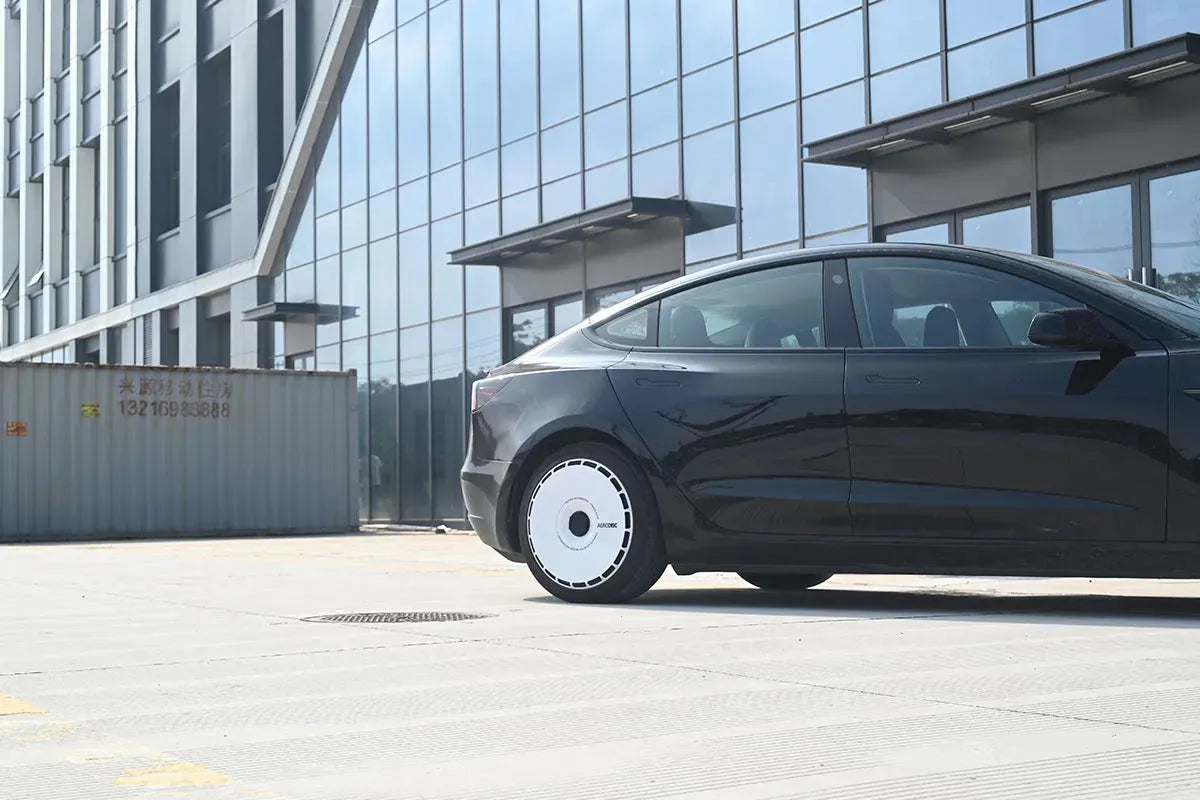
<box><xmin>632</xmin><ymin>83</ymin><xmax>679</xmax><ymax>153</ymax></box>
<box><xmin>466</xmin><ymin>202</ymin><xmax>499</xmax><ymax>244</ymax></box>
<box><xmin>869</xmin><ymin>0</ymin><xmax>941</xmax><ymax>73</ymax></box>
<box><xmin>803</xmin><ymin>163</ymin><xmax>867</xmax><ymax>236</ymax></box>
<box><xmin>683</xmin><ymin>60</ymin><xmax>734</xmax><ymax>136</ymax></box>
<box><xmin>368</xmin><ymin>331</ymin><xmax>399</xmax><ymax>521</ymax></box>
<box><xmin>740</xmin><ymin>105</ymin><xmax>799</xmax><ymax>250</ymax></box>
<box><xmin>502</xmin><ymin>189</ymin><xmax>539</xmax><ymax>233</ymax></box>
<box><xmin>802</xmin><ymin>81</ymin><xmax>865</xmax><ymax>142</ymax></box>
<box><xmin>369</xmin><ymin>235</ymin><xmax>398</xmax><ymax>334</ymax></box>
<box><xmin>398</xmin><ymin>324</ymin><xmax>431</xmax><ymax>521</ymax></box>
<box><xmin>682</xmin><ymin>0</ymin><xmax>733</xmax><ymax>73</ymax></box>
<box><xmin>800</xmin><ymin>0</ymin><xmax>860</xmax><ymax>29</ymax></box>
<box><xmin>343</xmin><ymin>202</ymin><xmax>369</xmax><ymax>254</ymax></box>
<box><xmin>738</xmin><ymin>0</ymin><xmax>795</xmax><ymax>51</ymax></box>
<box><xmin>886</xmin><ymin>222</ymin><xmax>951</xmax><ymax>244</ymax></box>
<box><xmin>397</xmin><ymin>17</ymin><xmax>428</xmax><ymax>183</ymax></box>
<box><xmin>871</xmin><ymin>56</ymin><xmax>942</xmax><ymax>121</ymax></box>
<box><xmin>805</xmin><ymin>225</ymin><xmax>869</xmax><ymax>247</ymax></box>
<box><xmin>316</xmin><ymin>212</ymin><xmax>339</xmax><ymax>259</ymax></box>
<box><xmin>368</xmin><ymin>33</ymin><xmax>397</xmax><ymax>195</ymax></box>
<box><xmin>800</xmin><ymin>10</ymin><xmax>864</xmax><ymax>95</ymax></box>
<box><xmin>429</xmin><ymin>0</ymin><xmax>462</xmax><ymax>171</ymax></box>
<box><xmin>1149</xmin><ymin>169</ymin><xmax>1200</xmax><ymax>302</ymax></box>
<box><xmin>341</xmin><ymin>56</ymin><xmax>368</xmax><ymax>204</ymax></box>
<box><xmin>463</xmin><ymin>0</ymin><xmax>499</xmax><ymax>156</ymax></box>
<box><xmin>946</xmin><ymin>0</ymin><xmax>1026</xmax><ymax>47</ymax></box>
<box><xmin>541</xmin><ymin>119</ymin><xmax>582</xmax><ymax>183</ymax></box>
<box><xmin>583</xmin><ymin>0</ymin><xmax>627</xmax><ymax>111</ymax></box>
<box><xmin>543</xmin><ymin>174</ymin><xmax>583</xmax><ymax>219</ymax></box>
<box><xmin>585</xmin><ymin>102</ymin><xmax>628</xmax><ymax>169</ymax></box>
<box><xmin>1034</xmin><ymin>0</ymin><xmax>1089</xmax><ymax>17</ymax></box>
<box><xmin>633</xmin><ymin>142</ymin><xmax>681</xmax><ymax>198</ymax></box>
<box><xmin>430</xmin><ymin>164</ymin><xmax>462</xmax><ymax>221</ymax></box>
<box><xmin>399</xmin><ymin>226</ymin><xmax>430</xmax><ymax>326</ymax></box>
<box><xmin>962</xmin><ymin>205</ymin><xmax>1032</xmax><ymax>253</ymax></box>
<box><xmin>341</xmin><ymin>246</ymin><xmax>369</xmax><ymax>340</ymax></box>
<box><xmin>684</xmin><ymin>125</ymin><xmax>736</xmax><ymax>262</ymax></box>
<box><xmin>343</xmin><ymin>336</ymin><xmax>371</xmax><ymax>518</ymax></box>
<box><xmin>431</xmin><ymin>217</ymin><xmax>464</xmax><ymax>320</ymax></box>
<box><xmin>315</xmin><ymin>123</ymin><xmax>339</xmax><ymax>215</ymax></box>
<box><xmin>466</xmin><ymin>263</ymin><xmax>501</xmax><ymax>312</ymax></box>
<box><xmin>1051</xmin><ymin>184</ymin><xmax>1134</xmax><ymax>275</ymax></box>
<box><xmin>398</xmin><ymin>177</ymin><xmax>429</xmax><ymax>232</ymax></box>
<box><xmin>739</xmin><ymin>37</ymin><xmax>797</xmax><ymax>117</ymax></box>
<box><xmin>1034</xmin><ymin>0</ymin><xmax>1124</xmax><ymax>74</ymax></box>
<box><xmin>1133</xmin><ymin>0</ymin><xmax>1200</xmax><ymax>46</ymax></box>
<box><xmin>369</xmin><ymin>189</ymin><xmax>397</xmax><ymax>241</ymax></box>
<box><xmin>540</xmin><ymin>0</ymin><xmax>580</xmax><ymax>126</ymax></box>
<box><xmin>315</xmin><ymin>256</ymin><xmax>339</xmax><ymax>346</ymax></box>
<box><xmin>500</xmin><ymin>0</ymin><xmax>537</xmax><ymax>142</ymax></box>
<box><xmin>467</xmin><ymin>308</ymin><xmax>502</xmax><ymax>381</ymax></box>
<box><xmin>464</xmin><ymin>150</ymin><xmax>499</xmax><ymax>209</ymax></box>
<box><xmin>630</xmin><ymin>0</ymin><xmax>677</xmax><ymax>92</ymax></box>
<box><xmin>431</xmin><ymin>316</ymin><xmax>465</xmax><ymax>520</ymax></box>
<box><xmin>287</xmin><ymin>263</ymin><xmax>314</xmax><ymax>303</ymax></box>
<box><xmin>501</xmin><ymin>136</ymin><xmax>538</xmax><ymax>197</ymax></box>
<box><xmin>585</xmin><ymin>160</ymin><xmax>629</xmax><ymax>207</ymax></box>
<box><xmin>948</xmin><ymin>29</ymin><xmax>1028</xmax><ymax>99</ymax></box>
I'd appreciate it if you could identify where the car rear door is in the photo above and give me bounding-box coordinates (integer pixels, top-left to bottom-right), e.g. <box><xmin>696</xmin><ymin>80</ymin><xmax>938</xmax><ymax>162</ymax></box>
<box><xmin>606</xmin><ymin>259</ymin><xmax>853</xmax><ymax>538</ymax></box>
<box><xmin>837</xmin><ymin>253</ymin><xmax>1169</xmax><ymax>542</ymax></box>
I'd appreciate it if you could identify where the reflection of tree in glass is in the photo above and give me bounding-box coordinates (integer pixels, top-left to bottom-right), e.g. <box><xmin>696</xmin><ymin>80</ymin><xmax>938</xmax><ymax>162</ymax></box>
<box><xmin>995</xmin><ymin>302</ymin><xmax>1039</xmax><ymax>345</ymax></box>
<box><xmin>511</xmin><ymin>315</ymin><xmax>545</xmax><ymax>357</ymax></box>
<box><xmin>1158</xmin><ymin>273</ymin><xmax>1200</xmax><ymax>303</ymax></box>
<box><xmin>1156</xmin><ymin>210</ymin><xmax>1200</xmax><ymax>302</ymax></box>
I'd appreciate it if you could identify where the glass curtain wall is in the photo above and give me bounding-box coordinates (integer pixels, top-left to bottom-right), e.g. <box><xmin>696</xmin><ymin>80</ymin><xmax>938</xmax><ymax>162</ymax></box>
<box><xmin>273</xmin><ymin>0</ymin><xmax>1200</xmax><ymax>522</ymax></box>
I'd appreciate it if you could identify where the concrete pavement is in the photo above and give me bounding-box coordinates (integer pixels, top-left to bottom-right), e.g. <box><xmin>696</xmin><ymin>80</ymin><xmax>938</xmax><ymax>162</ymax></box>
<box><xmin>4</xmin><ymin>533</ymin><xmax>1200</xmax><ymax>798</ymax></box>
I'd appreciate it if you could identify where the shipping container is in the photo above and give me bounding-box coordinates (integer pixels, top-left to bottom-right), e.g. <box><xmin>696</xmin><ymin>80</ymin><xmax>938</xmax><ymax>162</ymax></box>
<box><xmin>0</xmin><ymin>363</ymin><xmax>359</xmax><ymax>542</ymax></box>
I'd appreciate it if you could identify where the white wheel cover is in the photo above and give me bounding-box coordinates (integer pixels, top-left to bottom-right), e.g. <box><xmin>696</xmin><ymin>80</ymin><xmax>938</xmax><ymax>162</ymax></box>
<box><xmin>526</xmin><ymin>458</ymin><xmax>633</xmax><ymax>589</ymax></box>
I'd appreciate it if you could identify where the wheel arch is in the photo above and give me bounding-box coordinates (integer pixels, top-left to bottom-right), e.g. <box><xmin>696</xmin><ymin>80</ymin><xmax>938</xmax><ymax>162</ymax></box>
<box><xmin>500</xmin><ymin>426</ymin><xmax>657</xmax><ymax>557</ymax></box>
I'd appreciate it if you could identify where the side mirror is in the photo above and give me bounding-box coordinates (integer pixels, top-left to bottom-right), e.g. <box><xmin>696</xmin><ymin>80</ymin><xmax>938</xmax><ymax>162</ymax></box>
<box><xmin>1028</xmin><ymin>308</ymin><xmax>1119</xmax><ymax>351</ymax></box>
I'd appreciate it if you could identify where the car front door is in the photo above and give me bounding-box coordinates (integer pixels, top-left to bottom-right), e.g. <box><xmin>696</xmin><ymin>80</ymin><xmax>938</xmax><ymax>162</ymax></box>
<box><xmin>607</xmin><ymin>259</ymin><xmax>852</xmax><ymax>539</ymax></box>
<box><xmin>839</xmin><ymin>253</ymin><xmax>1169</xmax><ymax>542</ymax></box>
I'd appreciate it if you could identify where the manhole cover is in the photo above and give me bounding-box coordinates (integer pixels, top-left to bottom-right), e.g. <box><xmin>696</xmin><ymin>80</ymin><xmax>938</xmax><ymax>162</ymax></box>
<box><xmin>302</xmin><ymin>612</ymin><xmax>494</xmax><ymax>624</ymax></box>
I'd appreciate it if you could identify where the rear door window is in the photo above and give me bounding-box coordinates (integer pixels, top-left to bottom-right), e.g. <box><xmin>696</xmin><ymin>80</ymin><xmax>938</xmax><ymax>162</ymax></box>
<box><xmin>656</xmin><ymin>262</ymin><xmax>825</xmax><ymax>349</ymax></box>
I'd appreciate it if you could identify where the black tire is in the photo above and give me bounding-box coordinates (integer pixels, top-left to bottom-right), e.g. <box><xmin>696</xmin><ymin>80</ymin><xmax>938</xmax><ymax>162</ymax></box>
<box><xmin>738</xmin><ymin>572</ymin><xmax>832</xmax><ymax>591</ymax></box>
<box><xmin>519</xmin><ymin>442</ymin><xmax>667</xmax><ymax>603</ymax></box>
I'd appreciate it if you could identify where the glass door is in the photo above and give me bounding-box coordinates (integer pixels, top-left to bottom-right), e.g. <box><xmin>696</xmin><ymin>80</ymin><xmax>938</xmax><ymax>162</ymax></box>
<box><xmin>1049</xmin><ymin>183</ymin><xmax>1136</xmax><ymax>278</ymax></box>
<box><xmin>1147</xmin><ymin>168</ymin><xmax>1200</xmax><ymax>303</ymax></box>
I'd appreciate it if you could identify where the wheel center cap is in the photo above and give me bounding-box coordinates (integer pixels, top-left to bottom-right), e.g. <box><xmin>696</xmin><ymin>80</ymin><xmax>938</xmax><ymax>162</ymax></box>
<box><xmin>568</xmin><ymin>511</ymin><xmax>591</xmax><ymax>537</ymax></box>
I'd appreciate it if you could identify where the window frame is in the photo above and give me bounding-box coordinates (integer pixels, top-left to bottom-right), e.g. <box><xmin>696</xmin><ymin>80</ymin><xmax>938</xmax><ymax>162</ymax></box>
<box><xmin>504</xmin><ymin>292</ymin><xmax>584</xmax><ymax>360</ymax></box>
<box><xmin>877</xmin><ymin>197</ymin><xmax>1034</xmax><ymax>250</ymax></box>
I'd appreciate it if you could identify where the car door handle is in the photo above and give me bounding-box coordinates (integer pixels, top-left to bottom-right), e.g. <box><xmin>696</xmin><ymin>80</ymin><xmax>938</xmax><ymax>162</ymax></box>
<box><xmin>636</xmin><ymin>377</ymin><xmax>681</xmax><ymax>388</ymax></box>
<box><xmin>864</xmin><ymin>374</ymin><xmax>921</xmax><ymax>385</ymax></box>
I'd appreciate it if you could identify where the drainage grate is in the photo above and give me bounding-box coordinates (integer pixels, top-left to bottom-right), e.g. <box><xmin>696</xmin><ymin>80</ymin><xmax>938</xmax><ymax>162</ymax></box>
<box><xmin>302</xmin><ymin>612</ymin><xmax>495</xmax><ymax>624</ymax></box>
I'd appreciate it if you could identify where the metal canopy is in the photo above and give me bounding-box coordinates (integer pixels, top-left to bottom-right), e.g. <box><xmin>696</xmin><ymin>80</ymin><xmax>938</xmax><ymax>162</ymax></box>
<box><xmin>242</xmin><ymin>302</ymin><xmax>357</xmax><ymax>325</ymax></box>
<box><xmin>448</xmin><ymin>197</ymin><xmax>736</xmax><ymax>266</ymax></box>
<box><xmin>805</xmin><ymin>33</ymin><xmax>1200</xmax><ymax>167</ymax></box>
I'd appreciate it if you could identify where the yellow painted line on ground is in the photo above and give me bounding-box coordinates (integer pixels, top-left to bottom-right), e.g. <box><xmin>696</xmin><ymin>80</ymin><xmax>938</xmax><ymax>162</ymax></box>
<box><xmin>114</xmin><ymin>762</ymin><xmax>233</xmax><ymax>789</ymax></box>
<box><xmin>0</xmin><ymin>695</ymin><xmax>45</xmax><ymax>716</ymax></box>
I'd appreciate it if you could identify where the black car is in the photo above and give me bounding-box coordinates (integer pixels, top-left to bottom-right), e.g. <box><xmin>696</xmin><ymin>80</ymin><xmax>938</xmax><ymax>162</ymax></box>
<box><xmin>461</xmin><ymin>243</ymin><xmax>1200</xmax><ymax>603</ymax></box>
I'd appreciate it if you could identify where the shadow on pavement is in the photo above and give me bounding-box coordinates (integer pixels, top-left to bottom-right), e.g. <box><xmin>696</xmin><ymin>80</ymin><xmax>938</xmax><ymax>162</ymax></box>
<box><xmin>531</xmin><ymin>586</ymin><xmax>1200</xmax><ymax>627</ymax></box>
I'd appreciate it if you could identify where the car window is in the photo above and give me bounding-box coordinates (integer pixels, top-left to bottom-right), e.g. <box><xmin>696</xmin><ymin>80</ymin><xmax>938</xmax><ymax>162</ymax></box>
<box><xmin>847</xmin><ymin>256</ymin><xmax>1082</xmax><ymax>348</ymax></box>
<box><xmin>656</xmin><ymin>262</ymin><xmax>824</xmax><ymax>349</ymax></box>
<box><xmin>594</xmin><ymin>302</ymin><xmax>656</xmax><ymax>346</ymax></box>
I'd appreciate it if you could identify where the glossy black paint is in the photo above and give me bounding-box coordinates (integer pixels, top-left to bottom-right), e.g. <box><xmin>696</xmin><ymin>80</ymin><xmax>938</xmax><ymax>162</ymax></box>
<box><xmin>462</xmin><ymin>243</ymin><xmax>1200</xmax><ymax>579</ymax></box>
